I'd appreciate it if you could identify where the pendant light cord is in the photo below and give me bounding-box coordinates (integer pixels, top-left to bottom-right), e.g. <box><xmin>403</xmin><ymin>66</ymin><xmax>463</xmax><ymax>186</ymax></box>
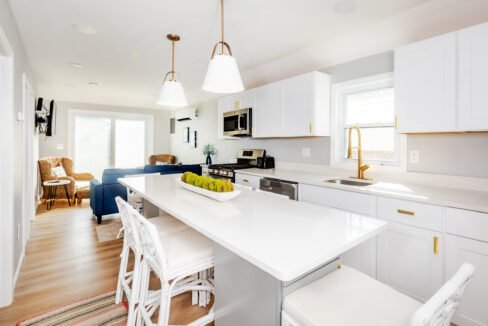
<box><xmin>171</xmin><ymin>39</ymin><xmax>175</xmax><ymax>81</ymax></box>
<box><xmin>220</xmin><ymin>0</ymin><xmax>224</xmax><ymax>55</ymax></box>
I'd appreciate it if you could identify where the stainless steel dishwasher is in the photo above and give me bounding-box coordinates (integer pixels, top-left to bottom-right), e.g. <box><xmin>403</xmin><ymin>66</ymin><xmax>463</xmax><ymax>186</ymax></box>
<box><xmin>259</xmin><ymin>177</ymin><xmax>299</xmax><ymax>200</ymax></box>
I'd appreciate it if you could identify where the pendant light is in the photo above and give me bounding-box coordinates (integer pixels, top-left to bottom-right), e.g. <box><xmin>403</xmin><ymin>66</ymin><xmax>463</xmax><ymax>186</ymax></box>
<box><xmin>157</xmin><ymin>34</ymin><xmax>188</xmax><ymax>107</ymax></box>
<box><xmin>202</xmin><ymin>0</ymin><xmax>244</xmax><ymax>94</ymax></box>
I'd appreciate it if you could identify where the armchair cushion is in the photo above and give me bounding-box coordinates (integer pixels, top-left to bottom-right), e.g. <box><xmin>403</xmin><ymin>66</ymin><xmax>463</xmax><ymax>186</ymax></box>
<box><xmin>148</xmin><ymin>154</ymin><xmax>176</xmax><ymax>165</ymax></box>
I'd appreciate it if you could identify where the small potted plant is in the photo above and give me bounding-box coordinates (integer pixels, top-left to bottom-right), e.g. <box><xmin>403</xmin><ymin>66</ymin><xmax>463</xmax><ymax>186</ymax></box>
<box><xmin>202</xmin><ymin>144</ymin><xmax>218</xmax><ymax>165</ymax></box>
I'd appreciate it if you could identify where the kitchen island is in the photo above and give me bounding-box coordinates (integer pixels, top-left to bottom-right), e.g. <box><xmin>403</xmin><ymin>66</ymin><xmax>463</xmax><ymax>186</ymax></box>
<box><xmin>119</xmin><ymin>174</ymin><xmax>386</xmax><ymax>325</ymax></box>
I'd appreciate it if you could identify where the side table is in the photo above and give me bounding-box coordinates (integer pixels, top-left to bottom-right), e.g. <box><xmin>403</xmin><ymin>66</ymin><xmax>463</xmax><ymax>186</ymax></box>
<box><xmin>43</xmin><ymin>180</ymin><xmax>71</xmax><ymax>210</ymax></box>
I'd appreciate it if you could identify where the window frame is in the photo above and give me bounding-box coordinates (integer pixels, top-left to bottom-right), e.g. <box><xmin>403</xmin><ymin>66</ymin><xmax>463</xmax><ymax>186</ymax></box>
<box><xmin>67</xmin><ymin>109</ymin><xmax>154</xmax><ymax>171</ymax></box>
<box><xmin>330</xmin><ymin>73</ymin><xmax>407</xmax><ymax>173</ymax></box>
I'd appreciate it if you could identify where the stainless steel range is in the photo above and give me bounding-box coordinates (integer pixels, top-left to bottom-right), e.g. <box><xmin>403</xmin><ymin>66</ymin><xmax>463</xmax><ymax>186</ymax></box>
<box><xmin>208</xmin><ymin>149</ymin><xmax>265</xmax><ymax>182</ymax></box>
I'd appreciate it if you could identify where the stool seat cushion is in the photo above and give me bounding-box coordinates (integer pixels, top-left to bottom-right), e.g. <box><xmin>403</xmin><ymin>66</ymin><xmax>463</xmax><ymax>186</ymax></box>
<box><xmin>283</xmin><ymin>266</ymin><xmax>421</xmax><ymax>326</ymax></box>
<box><xmin>149</xmin><ymin>215</ymin><xmax>189</xmax><ymax>236</ymax></box>
<box><xmin>150</xmin><ymin>215</ymin><xmax>213</xmax><ymax>274</ymax></box>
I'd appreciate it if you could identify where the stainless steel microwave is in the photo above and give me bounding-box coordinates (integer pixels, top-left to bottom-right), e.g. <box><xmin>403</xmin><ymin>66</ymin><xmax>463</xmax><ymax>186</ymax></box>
<box><xmin>223</xmin><ymin>108</ymin><xmax>252</xmax><ymax>137</ymax></box>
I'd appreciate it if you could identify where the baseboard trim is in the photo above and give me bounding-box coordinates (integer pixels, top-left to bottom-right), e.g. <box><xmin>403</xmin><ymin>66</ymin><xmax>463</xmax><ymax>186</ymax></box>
<box><xmin>13</xmin><ymin>249</ymin><xmax>25</xmax><ymax>290</ymax></box>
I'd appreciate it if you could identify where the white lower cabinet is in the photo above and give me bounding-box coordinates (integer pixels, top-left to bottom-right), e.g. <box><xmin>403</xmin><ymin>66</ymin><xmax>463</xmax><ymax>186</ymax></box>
<box><xmin>377</xmin><ymin>221</ymin><xmax>443</xmax><ymax>302</ymax></box>
<box><xmin>299</xmin><ymin>184</ymin><xmax>377</xmax><ymax>278</ymax></box>
<box><xmin>446</xmin><ymin>235</ymin><xmax>488</xmax><ymax>326</ymax></box>
<box><xmin>235</xmin><ymin>173</ymin><xmax>261</xmax><ymax>190</ymax></box>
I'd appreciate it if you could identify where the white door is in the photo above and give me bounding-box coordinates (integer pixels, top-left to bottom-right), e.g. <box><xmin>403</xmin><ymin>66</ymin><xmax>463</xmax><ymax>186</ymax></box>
<box><xmin>395</xmin><ymin>32</ymin><xmax>457</xmax><ymax>133</ymax></box>
<box><xmin>253</xmin><ymin>82</ymin><xmax>282</xmax><ymax>138</ymax></box>
<box><xmin>446</xmin><ymin>234</ymin><xmax>488</xmax><ymax>326</ymax></box>
<box><xmin>22</xmin><ymin>75</ymin><xmax>36</xmax><ymax>244</ymax></box>
<box><xmin>281</xmin><ymin>73</ymin><xmax>315</xmax><ymax>137</ymax></box>
<box><xmin>459</xmin><ymin>22</ymin><xmax>488</xmax><ymax>131</ymax></box>
<box><xmin>377</xmin><ymin>221</ymin><xmax>443</xmax><ymax>301</ymax></box>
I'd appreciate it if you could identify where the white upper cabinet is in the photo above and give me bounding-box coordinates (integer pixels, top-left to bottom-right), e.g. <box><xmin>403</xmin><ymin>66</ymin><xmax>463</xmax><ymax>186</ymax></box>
<box><xmin>395</xmin><ymin>32</ymin><xmax>457</xmax><ymax>133</ymax></box>
<box><xmin>459</xmin><ymin>22</ymin><xmax>488</xmax><ymax>131</ymax></box>
<box><xmin>281</xmin><ymin>72</ymin><xmax>330</xmax><ymax>137</ymax></box>
<box><xmin>218</xmin><ymin>71</ymin><xmax>331</xmax><ymax>139</ymax></box>
<box><xmin>254</xmin><ymin>82</ymin><xmax>283</xmax><ymax>138</ymax></box>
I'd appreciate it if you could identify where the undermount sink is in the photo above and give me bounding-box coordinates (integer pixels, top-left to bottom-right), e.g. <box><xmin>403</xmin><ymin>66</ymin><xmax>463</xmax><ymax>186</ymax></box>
<box><xmin>325</xmin><ymin>179</ymin><xmax>374</xmax><ymax>187</ymax></box>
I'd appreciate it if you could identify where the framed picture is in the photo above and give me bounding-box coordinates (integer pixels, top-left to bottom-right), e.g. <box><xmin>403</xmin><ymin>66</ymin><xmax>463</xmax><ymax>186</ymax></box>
<box><xmin>183</xmin><ymin>127</ymin><xmax>190</xmax><ymax>143</ymax></box>
<box><xmin>190</xmin><ymin>130</ymin><xmax>197</xmax><ymax>148</ymax></box>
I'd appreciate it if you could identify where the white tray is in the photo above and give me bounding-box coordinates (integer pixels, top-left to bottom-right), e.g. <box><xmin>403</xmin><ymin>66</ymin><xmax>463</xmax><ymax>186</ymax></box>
<box><xmin>175</xmin><ymin>178</ymin><xmax>241</xmax><ymax>202</ymax></box>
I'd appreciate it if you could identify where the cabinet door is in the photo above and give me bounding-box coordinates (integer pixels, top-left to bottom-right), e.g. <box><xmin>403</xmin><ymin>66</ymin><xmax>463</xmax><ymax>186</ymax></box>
<box><xmin>235</xmin><ymin>173</ymin><xmax>261</xmax><ymax>190</ymax></box>
<box><xmin>446</xmin><ymin>234</ymin><xmax>488</xmax><ymax>326</ymax></box>
<box><xmin>253</xmin><ymin>82</ymin><xmax>282</xmax><ymax>138</ymax></box>
<box><xmin>395</xmin><ymin>32</ymin><xmax>457</xmax><ymax>133</ymax></box>
<box><xmin>459</xmin><ymin>22</ymin><xmax>488</xmax><ymax>131</ymax></box>
<box><xmin>377</xmin><ymin>221</ymin><xmax>443</xmax><ymax>301</ymax></box>
<box><xmin>281</xmin><ymin>73</ymin><xmax>315</xmax><ymax>137</ymax></box>
<box><xmin>217</xmin><ymin>95</ymin><xmax>240</xmax><ymax>140</ymax></box>
<box><xmin>299</xmin><ymin>184</ymin><xmax>377</xmax><ymax>278</ymax></box>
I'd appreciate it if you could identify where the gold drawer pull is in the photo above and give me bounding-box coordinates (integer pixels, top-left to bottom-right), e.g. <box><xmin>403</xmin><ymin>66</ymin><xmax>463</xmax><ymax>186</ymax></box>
<box><xmin>242</xmin><ymin>179</ymin><xmax>249</xmax><ymax>183</ymax></box>
<box><xmin>434</xmin><ymin>236</ymin><xmax>440</xmax><ymax>255</ymax></box>
<box><xmin>397</xmin><ymin>209</ymin><xmax>415</xmax><ymax>216</ymax></box>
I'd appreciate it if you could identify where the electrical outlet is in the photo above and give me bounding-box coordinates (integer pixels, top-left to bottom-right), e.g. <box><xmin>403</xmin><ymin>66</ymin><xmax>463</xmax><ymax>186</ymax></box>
<box><xmin>302</xmin><ymin>147</ymin><xmax>311</xmax><ymax>158</ymax></box>
<box><xmin>56</xmin><ymin>144</ymin><xmax>64</xmax><ymax>150</ymax></box>
<box><xmin>409</xmin><ymin>150</ymin><xmax>420</xmax><ymax>164</ymax></box>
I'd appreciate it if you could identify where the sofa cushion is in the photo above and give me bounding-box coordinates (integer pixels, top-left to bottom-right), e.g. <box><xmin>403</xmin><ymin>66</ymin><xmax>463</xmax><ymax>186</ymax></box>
<box><xmin>102</xmin><ymin>168</ymin><xmax>145</xmax><ymax>184</ymax></box>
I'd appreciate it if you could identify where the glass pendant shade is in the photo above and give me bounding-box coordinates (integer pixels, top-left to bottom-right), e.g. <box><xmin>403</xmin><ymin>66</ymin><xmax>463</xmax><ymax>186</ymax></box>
<box><xmin>202</xmin><ymin>54</ymin><xmax>244</xmax><ymax>94</ymax></box>
<box><xmin>157</xmin><ymin>80</ymin><xmax>188</xmax><ymax>107</ymax></box>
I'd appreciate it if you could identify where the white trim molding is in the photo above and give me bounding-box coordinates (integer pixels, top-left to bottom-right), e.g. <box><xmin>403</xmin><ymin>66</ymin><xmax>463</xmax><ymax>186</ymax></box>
<box><xmin>330</xmin><ymin>72</ymin><xmax>407</xmax><ymax>174</ymax></box>
<box><xmin>0</xmin><ymin>24</ymin><xmax>16</xmax><ymax>308</ymax></box>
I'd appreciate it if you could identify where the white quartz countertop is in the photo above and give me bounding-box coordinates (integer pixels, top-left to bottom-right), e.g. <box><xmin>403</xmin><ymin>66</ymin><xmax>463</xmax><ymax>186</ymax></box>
<box><xmin>119</xmin><ymin>174</ymin><xmax>386</xmax><ymax>282</ymax></box>
<box><xmin>236</xmin><ymin>168</ymin><xmax>488</xmax><ymax>213</ymax></box>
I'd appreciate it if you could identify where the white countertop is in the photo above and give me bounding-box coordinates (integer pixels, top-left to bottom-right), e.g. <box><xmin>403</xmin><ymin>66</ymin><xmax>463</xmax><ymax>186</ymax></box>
<box><xmin>119</xmin><ymin>174</ymin><xmax>386</xmax><ymax>282</ymax></box>
<box><xmin>236</xmin><ymin>168</ymin><xmax>488</xmax><ymax>213</ymax></box>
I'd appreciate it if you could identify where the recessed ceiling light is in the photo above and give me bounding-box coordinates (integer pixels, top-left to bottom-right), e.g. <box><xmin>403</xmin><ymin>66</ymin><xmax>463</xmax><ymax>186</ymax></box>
<box><xmin>68</xmin><ymin>62</ymin><xmax>83</xmax><ymax>68</ymax></box>
<box><xmin>334</xmin><ymin>1</ymin><xmax>357</xmax><ymax>14</ymax></box>
<box><xmin>73</xmin><ymin>24</ymin><xmax>97</xmax><ymax>35</ymax></box>
<box><xmin>88</xmin><ymin>82</ymin><xmax>99</xmax><ymax>86</ymax></box>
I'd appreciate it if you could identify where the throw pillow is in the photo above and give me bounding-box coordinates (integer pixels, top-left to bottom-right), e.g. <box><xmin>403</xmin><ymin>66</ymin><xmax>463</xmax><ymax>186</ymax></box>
<box><xmin>155</xmin><ymin>161</ymin><xmax>168</xmax><ymax>166</ymax></box>
<box><xmin>52</xmin><ymin>166</ymin><xmax>67</xmax><ymax>177</ymax></box>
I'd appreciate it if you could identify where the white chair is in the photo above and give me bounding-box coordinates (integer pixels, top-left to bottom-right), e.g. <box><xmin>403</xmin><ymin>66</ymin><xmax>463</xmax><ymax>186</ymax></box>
<box><xmin>131</xmin><ymin>201</ymin><xmax>215</xmax><ymax>326</ymax></box>
<box><xmin>125</xmin><ymin>173</ymin><xmax>160</xmax><ymax>214</ymax></box>
<box><xmin>114</xmin><ymin>197</ymin><xmax>144</xmax><ymax>326</ymax></box>
<box><xmin>282</xmin><ymin>263</ymin><xmax>475</xmax><ymax>326</ymax></box>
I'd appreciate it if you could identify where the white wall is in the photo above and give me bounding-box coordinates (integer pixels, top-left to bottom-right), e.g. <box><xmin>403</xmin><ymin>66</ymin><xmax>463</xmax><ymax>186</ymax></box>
<box><xmin>0</xmin><ymin>0</ymin><xmax>38</xmax><ymax>306</ymax></box>
<box><xmin>39</xmin><ymin>101</ymin><xmax>172</xmax><ymax>162</ymax></box>
<box><xmin>171</xmin><ymin>51</ymin><xmax>488</xmax><ymax>178</ymax></box>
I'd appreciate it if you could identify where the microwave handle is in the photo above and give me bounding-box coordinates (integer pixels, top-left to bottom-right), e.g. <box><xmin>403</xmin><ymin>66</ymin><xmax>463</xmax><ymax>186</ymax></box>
<box><xmin>239</xmin><ymin>114</ymin><xmax>247</xmax><ymax>130</ymax></box>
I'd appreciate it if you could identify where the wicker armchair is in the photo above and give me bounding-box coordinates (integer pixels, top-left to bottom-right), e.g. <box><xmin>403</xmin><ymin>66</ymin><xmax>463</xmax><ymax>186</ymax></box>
<box><xmin>148</xmin><ymin>154</ymin><xmax>176</xmax><ymax>165</ymax></box>
<box><xmin>38</xmin><ymin>157</ymin><xmax>94</xmax><ymax>201</ymax></box>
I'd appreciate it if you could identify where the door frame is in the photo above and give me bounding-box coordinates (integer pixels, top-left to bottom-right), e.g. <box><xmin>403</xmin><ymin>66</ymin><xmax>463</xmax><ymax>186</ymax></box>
<box><xmin>0</xmin><ymin>24</ymin><xmax>16</xmax><ymax>308</ymax></box>
<box><xmin>22</xmin><ymin>73</ymin><xmax>36</xmax><ymax>245</ymax></box>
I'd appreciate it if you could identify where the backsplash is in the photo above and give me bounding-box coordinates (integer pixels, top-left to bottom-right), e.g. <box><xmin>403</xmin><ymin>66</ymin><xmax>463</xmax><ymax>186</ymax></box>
<box><xmin>171</xmin><ymin>51</ymin><xmax>488</xmax><ymax>179</ymax></box>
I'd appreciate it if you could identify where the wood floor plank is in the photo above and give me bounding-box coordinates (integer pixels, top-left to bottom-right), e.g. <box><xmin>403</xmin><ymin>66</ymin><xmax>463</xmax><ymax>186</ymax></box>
<box><xmin>0</xmin><ymin>201</ymin><xmax>213</xmax><ymax>325</ymax></box>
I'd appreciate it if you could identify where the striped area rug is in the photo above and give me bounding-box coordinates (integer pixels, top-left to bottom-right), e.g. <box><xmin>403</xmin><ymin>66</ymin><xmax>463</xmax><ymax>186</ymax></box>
<box><xmin>17</xmin><ymin>292</ymin><xmax>128</xmax><ymax>326</ymax></box>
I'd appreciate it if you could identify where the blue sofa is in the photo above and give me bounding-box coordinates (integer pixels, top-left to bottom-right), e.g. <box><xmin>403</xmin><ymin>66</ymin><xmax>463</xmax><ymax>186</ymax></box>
<box><xmin>90</xmin><ymin>164</ymin><xmax>201</xmax><ymax>223</ymax></box>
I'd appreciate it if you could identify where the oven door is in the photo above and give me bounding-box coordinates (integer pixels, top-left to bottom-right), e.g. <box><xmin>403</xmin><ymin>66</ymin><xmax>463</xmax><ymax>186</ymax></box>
<box><xmin>223</xmin><ymin>109</ymin><xmax>251</xmax><ymax>136</ymax></box>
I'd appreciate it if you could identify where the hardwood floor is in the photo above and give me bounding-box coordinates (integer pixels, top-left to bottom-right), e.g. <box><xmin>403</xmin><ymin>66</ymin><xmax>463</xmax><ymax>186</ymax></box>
<box><xmin>0</xmin><ymin>200</ymin><xmax>213</xmax><ymax>325</ymax></box>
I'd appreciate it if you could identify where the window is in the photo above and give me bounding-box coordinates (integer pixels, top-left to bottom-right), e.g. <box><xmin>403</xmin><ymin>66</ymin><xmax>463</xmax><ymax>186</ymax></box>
<box><xmin>68</xmin><ymin>110</ymin><xmax>153</xmax><ymax>179</ymax></box>
<box><xmin>331</xmin><ymin>73</ymin><xmax>406</xmax><ymax>171</ymax></box>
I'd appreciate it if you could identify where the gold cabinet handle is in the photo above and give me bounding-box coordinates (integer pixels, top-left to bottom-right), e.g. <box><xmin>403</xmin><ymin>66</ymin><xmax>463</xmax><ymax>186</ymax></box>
<box><xmin>434</xmin><ymin>236</ymin><xmax>440</xmax><ymax>255</ymax></box>
<box><xmin>397</xmin><ymin>209</ymin><xmax>415</xmax><ymax>216</ymax></box>
<box><xmin>242</xmin><ymin>179</ymin><xmax>249</xmax><ymax>183</ymax></box>
<box><xmin>309</xmin><ymin>123</ymin><xmax>312</xmax><ymax>134</ymax></box>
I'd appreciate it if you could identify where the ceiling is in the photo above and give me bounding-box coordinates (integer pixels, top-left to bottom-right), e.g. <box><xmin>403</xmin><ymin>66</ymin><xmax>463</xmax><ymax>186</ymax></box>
<box><xmin>9</xmin><ymin>0</ymin><xmax>488</xmax><ymax>110</ymax></box>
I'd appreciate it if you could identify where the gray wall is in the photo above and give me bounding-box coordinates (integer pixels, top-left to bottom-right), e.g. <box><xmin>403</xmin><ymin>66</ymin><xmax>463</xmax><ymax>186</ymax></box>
<box><xmin>39</xmin><ymin>101</ymin><xmax>172</xmax><ymax>160</ymax></box>
<box><xmin>172</xmin><ymin>51</ymin><xmax>488</xmax><ymax>178</ymax></box>
<box><xmin>0</xmin><ymin>0</ymin><xmax>38</xmax><ymax>280</ymax></box>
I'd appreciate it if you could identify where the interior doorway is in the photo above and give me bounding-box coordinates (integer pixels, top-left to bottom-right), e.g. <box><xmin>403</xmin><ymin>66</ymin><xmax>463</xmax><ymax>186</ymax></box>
<box><xmin>0</xmin><ymin>27</ymin><xmax>15</xmax><ymax>308</ymax></box>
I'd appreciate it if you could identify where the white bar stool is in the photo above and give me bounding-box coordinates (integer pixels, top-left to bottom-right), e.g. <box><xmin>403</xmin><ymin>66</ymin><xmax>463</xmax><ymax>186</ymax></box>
<box><xmin>114</xmin><ymin>197</ymin><xmax>144</xmax><ymax>325</ymax></box>
<box><xmin>129</xmin><ymin>201</ymin><xmax>215</xmax><ymax>326</ymax></box>
<box><xmin>282</xmin><ymin>263</ymin><xmax>474</xmax><ymax>326</ymax></box>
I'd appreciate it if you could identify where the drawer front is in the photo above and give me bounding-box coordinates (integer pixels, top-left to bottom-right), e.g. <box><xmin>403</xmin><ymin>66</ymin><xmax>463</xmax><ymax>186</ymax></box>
<box><xmin>376</xmin><ymin>197</ymin><xmax>443</xmax><ymax>231</ymax></box>
<box><xmin>446</xmin><ymin>208</ymin><xmax>488</xmax><ymax>243</ymax></box>
<box><xmin>299</xmin><ymin>184</ymin><xmax>375</xmax><ymax>216</ymax></box>
<box><xmin>235</xmin><ymin>173</ymin><xmax>261</xmax><ymax>189</ymax></box>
